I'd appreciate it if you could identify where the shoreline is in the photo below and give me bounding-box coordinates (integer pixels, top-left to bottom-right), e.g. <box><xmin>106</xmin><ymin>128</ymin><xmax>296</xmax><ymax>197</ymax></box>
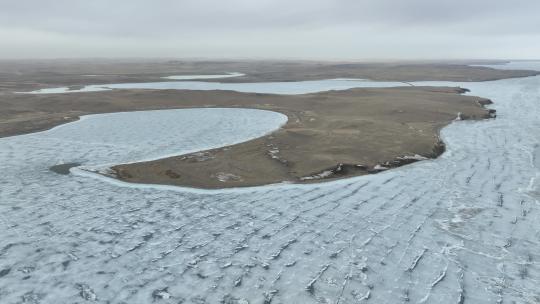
<box><xmin>105</xmin><ymin>87</ymin><xmax>494</xmax><ymax>189</ymax></box>
<box><xmin>1</xmin><ymin>60</ymin><xmax>538</xmax><ymax>94</ymax></box>
<box><xmin>1</xmin><ymin>86</ymin><xmax>496</xmax><ymax>190</ymax></box>
<box><xmin>0</xmin><ymin>60</ymin><xmax>527</xmax><ymax>189</ymax></box>
<box><xmin>110</xmin><ymin>113</ymin><xmax>493</xmax><ymax>190</ymax></box>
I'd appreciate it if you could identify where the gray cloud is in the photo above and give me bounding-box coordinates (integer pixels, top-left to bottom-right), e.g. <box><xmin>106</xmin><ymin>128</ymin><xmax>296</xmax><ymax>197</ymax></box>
<box><xmin>0</xmin><ymin>0</ymin><xmax>539</xmax><ymax>59</ymax></box>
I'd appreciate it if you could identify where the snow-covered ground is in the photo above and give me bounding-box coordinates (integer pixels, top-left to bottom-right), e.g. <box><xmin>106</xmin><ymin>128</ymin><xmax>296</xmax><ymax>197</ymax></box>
<box><xmin>1</xmin><ymin>69</ymin><xmax>540</xmax><ymax>303</ymax></box>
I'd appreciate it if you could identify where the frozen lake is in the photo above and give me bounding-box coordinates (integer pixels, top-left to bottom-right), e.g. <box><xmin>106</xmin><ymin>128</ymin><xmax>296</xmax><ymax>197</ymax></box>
<box><xmin>1</xmin><ymin>68</ymin><xmax>540</xmax><ymax>303</ymax></box>
<box><xmin>24</xmin><ymin>78</ymin><xmax>409</xmax><ymax>95</ymax></box>
<box><xmin>470</xmin><ymin>60</ymin><xmax>540</xmax><ymax>71</ymax></box>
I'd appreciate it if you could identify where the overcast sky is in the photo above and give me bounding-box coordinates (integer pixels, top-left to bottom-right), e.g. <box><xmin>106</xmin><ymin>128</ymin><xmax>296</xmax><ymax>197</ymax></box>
<box><xmin>1</xmin><ymin>0</ymin><xmax>539</xmax><ymax>60</ymax></box>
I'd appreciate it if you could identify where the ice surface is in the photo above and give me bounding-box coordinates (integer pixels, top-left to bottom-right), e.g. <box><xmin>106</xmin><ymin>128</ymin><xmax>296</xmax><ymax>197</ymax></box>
<box><xmin>20</xmin><ymin>62</ymin><xmax>540</xmax><ymax>95</ymax></box>
<box><xmin>2</xmin><ymin>66</ymin><xmax>540</xmax><ymax>303</ymax></box>
<box><xmin>162</xmin><ymin>72</ymin><xmax>245</xmax><ymax>80</ymax></box>
<box><xmin>22</xmin><ymin>78</ymin><xmax>408</xmax><ymax>95</ymax></box>
<box><xmin>470</xmin><ymin>60</ymin><xmax>540</xmax><ymax>71</ymax></box>
<box><xmin>20</xmin><ymin>73</ymin><xmax>245</xmax><ymax>94</ymax></box>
